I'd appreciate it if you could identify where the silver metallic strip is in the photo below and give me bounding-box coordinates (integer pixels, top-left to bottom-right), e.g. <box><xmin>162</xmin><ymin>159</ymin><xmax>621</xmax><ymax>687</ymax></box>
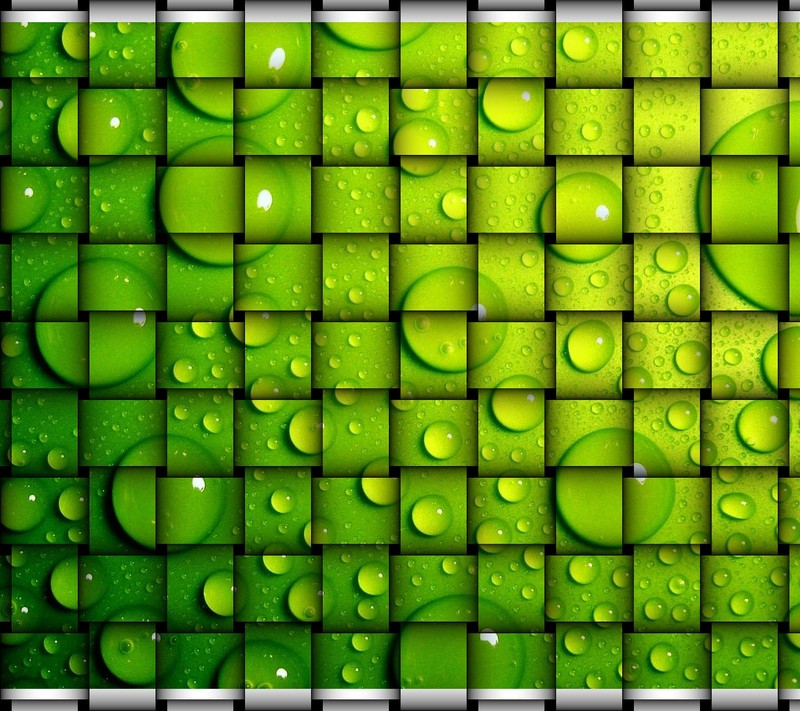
<box><xmin>711</xmin><ymin>689</ymin><xmax>778</xmax><ymax>710</ymax></box>
<box><xmin>157</xmin><ymin>689</ymin><xmax>244</xmax><ymax>701</ymax></box>
<box><xmin>11</xmin><ymin>0</ymin><xmax>77</xmax><ymax>8</ymax></box>
<box><xmin>557</xmin><ymin>1</ymin><xmax>622</xmax><ymax>23</ymax></box>
<box><xmin>478</xmin><ymin>702</ymin><xmax>545</xmax><ymax>711</ymax></box>
<box><xmin>468</xmin><ymin>11</ymin><xmax>554</xmax><ymax>23</ymax></box>
<box><xmin>557</xmin><ymin>688</ymin><xmax>623</xmax><ymax>710</ymax></box>
<box><xmin>322</xmin><ymin>702</ymin><xmax>390</xmax><ymax>711</ymax></box>
<box><xmin>166</xmin><ymin>703</ymin><xmax>233</xmax><ymax>711</ymax></box>
<box><xmin>624</xmin><ymin>689</ymin><xmax>710</xmax><ymax>700</ymax></box>
<box><xmin>780</xmin><ymin>11</ymin><xmax>800</xmax><ymax>23</ymax></box>
<box><xmin>11</xmin><ymin>703</ymin><xmax>78</xmax><ymax>711</ymax></box>
<box><xmin>90</xmin><ymin>1</ymin><xmax>156</xmax><ymax>23</ymax></box>
<box><xmin>245</xmin><ymin>689</ymin><xmax>312</xmax><ymax>710</ymax></box>
<box><xmin>624</xmin><ymin>11</ymin><xmax>710</xmax><ymax>22</ymax></box>
<box><xmin>245</xmin><ymin>0</ymin><xmax>312</xmax><ymax>23</ymax></box>
<box><xmin>90</xmin><ymin>689</ymin><xmax>156</xmax><ymax>710</ymax></box>
<box><xmin>478</xmin><ymin>0</ymin><xmax>545</xmax><ymax>8</ymax></box>
<box><xmin>313</xmin><ymin>688</ymin><xmax>399</xmax><ymax>700</ymax></box>
<box><xmin>1</xmin><ymin>11</ymin><xmax>87</xmax><ymax>21</ymax></box>
<box><xmin>632</xmin><ymin>702</ymin><xmax>701</xmax><ymax>711</ymax></box>
<box><xmin>401</xmin><ymin>0</ymin><xmax>467</xmax><ymax>23</ymax></box>
<box><xmin>712</xmin><ymin>0</ymin><xmax>778</xmax><ymax>23</ymax></box>
<box><xmin>468</xmin><ymin>688</ymin><xmax>555</xmax><ymax>700</ymax></box>
<box><xmin>323</xmin><ymin>0</ymin><xmax>390</xmax><ymax>8</ymax></box>
<box><xmin>312</xmin><ymin>10</ymin><xmax>399</xmax><ymax>23</ymax></box>
<box><xmin>2</xmin><ymin>691</ymin><xmax>88</xmax><ymax>701</ymax></box>
<box><xmin>156</xmin><ymin>11</ymin><xmax>243</xmax><ymax>22</ymax></box>
<box><xmin>168</xmin><ymin>1</ymin><xmax>233</xmax><ymax>8</ymax></box>
<box><xmin>401</xmin><ymin>689</ymin><xmax>467</xmax><ymax>710</ymax></box>
<box><xmin>634</xmin><ymin>0</ymin><xmax>701</xmax><ymax>8</ymax></box>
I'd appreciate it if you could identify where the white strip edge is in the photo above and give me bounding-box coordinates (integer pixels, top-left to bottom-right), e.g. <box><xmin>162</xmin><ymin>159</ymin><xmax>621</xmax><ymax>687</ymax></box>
<box><xmin>556</xmin><ymin>688</ymin><xmax>623</xmax><ymax>710</ymax></box>
<box><xmin>245</xmin><ymin>0</ymin><xmax>311</xmax><ymax>23</ymax></box>
<box><xmin>245</xmin><ymin>689</ymin><xmax>312</xmax><ymax>710</ymax></box>
<box><xmin>468</xmin><ymin>11</ymin><xmax>554</xmax><ymax>23</ymax></box>
<box><xmin>781</xmin><ymin>689</ymin><xmax>800</xmax><ymax>700</ymax></box>
<box><xmin>478</xmin><ymin>0</ymin><xmax>545</xmax><ymax>8</ymax></box>
<box><xmin>90</xmin><ymin>1</ymin><xmax>156</xmax><ymax>23</ymax></box>
<box><xmin>11</xmin><ymin>0</ymin><xmax>77</xmax><ymax>8</ymax></box>
<box><xmin>313</xmin><ymin>689</ymin><xmax>400</xmax><ymax>701</ymax></box>
<box><xmin>557</xmin><ymin>1</ymin><xmax>623</xmax><ymax>23</ymax></box>
<box><xmin>780</xmin><ymin>11</ymin><xmax>800</xmax><ymax>23</ymax></box>
<box><xmin>156</xmin><ymin>11</ymin><xmax>244</xmax><ymax>22</ymax></box>
<box><xmin>157</xmin><ymin>689</ymin><xmax>244</xmax><ymax>701</ymax></box>
<box><xmin>168</xmin><ymin>0</ymin><xmax>234</xmax><ymax>8</ymax></box>
<box><xmin>90</xmin><ymin>689</ymin><xmax>156</xmax><ymax>710</ymax></box>
<box><xmin>312</xmin><ymin>10</ymin><xmax>399</xmax><ymax>23</ymax></box>
<box><xmin>401</xmin><ymin>1</ymin><xmax>467</xmax><ymax>23</ymax></box>
<box><xmin>323</xmin><ymin>0</ymin><xmax>390</xmax><ymax>8</ymax></box>
<box><xmin>1</xmin><ymin>10</ymin><xmax>86</xmax><ymax>21</ymax></box>
<box><xmin>1</xmin><ymin>690</ymin><xmax>88</xmax><ymax>701</ymax></box>
<box><xmin>624</xmin><ymin>11</ymin><xmax>710</xmax><ymax>22</ymax></box>
<box><xmin>623</xmin><ymin>689</ymin><xmax>710</xmax><ymax>700</ymax></box>
<box><xmin>711</xmin><ymin>688</ymin><xmax>779</xmax><ymax>710</ymax></box>
<box><xmin>634</xmin><ymin>0</ymin><xmax>701</xmax><ymax>8</ymax></box>
<box><xmin>468</xmin><ymin>688</ymin><xmax>556</xmax><ymax>701</ymax></box>
<box><xmin>401</xmin><ymin>689</ymin><xmax>468</xmax><ymax>710</ymax></box>
<box><xmin>712</xmin><ymin>0</ymin><xmax>778</xmax><ymax>23</ymax></box>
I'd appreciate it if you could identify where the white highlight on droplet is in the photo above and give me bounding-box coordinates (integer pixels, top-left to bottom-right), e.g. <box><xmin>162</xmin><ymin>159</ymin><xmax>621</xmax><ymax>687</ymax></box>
<box><xmin>109</xmin><ymin>116</ymin><xmax>120</xmax><ymax>129</ymax></box>
<box><xmin>480</xmin><ymin>629</ymin><xmax>499</xmax><ymax>647</ymax></box>
<box><xmin>276</xmin><ymin>668</ymin><xmax>288</xmax><ymax>679</ymax></box>
<box><xmin>28</xmin><ymin>495</ymin><xmax>36</xmax><ymax>502</ymax></box>
<box><xmin>268</xmin><ymin>47</ymin><xmax>286</xmax><ymax>71</ymax></box>
<box><xmin>770</xmin><ymin>415</ymin><xmax>778</xmax><ymax>424</ymax></box>
<box><xmin>472</xmin><ymin>303</ymin><xmax>487</xmax><ymax>321</ymax></box>
<box><xmin>133</xmin><ymin>308</ymin><xmax>146</xmax><ymax>327</ymax></box>
<box><xmin>634</xmin><ymin>462</ymin><xmax>647</xmax><ymax>484</ymax></box>
<box><xmin>24</xmin><ymin>187</ymin><xmax>33</xmax><ymax>198</ymax></box>
<box><xmin>595</xmin><ymin>204</ymin><xmax>609</xmax><ymax>221</ymax></box>
<box><xmin>521</xmin><ymin>91</ymin><xmax>531</xmax><ymax>102</ymax></box>
<box><xmin>257</xmin><ymin>189</ymin><xmax>273</xmax><ymax>212</ymax></box>
<box><xmin>192</xmin><ymin>477</ymin><xmax>206</xmax><ymax>492</ymax></box>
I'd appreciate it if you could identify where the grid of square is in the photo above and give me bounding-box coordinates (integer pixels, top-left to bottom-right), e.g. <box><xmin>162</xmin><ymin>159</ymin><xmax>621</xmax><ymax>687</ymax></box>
<box><xmin>0</xmin><ymin>3</ymin><xmax>800</xmax><ymax>708</ymax></box>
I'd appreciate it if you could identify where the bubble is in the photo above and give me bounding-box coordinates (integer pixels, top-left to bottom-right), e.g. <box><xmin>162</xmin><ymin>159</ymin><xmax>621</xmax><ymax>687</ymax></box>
<box><xmin>562</xmin><ymin>26</ymin><xmax>599</xmax><ymax>62</ymax></box>
<box><xmin>491</xmin><ymin>388</ymin><xmax>543</xmax><ymax>432</ymax></box>
<box><xmin>263</xmin><ymin>555</ymin><xmax>294</xmax><ymax>575</ymax></box>
<box><xmin>351</xmin><ymin>634</ymin><xmax>372</xmax><ymax>652</ymax></box>
<box><xmin>50</xmin><ymin>556</ymin><xmax>79</xmax><ymax>610</ymax></box>
<box><xmin>718</xmin><ymin>492</ymin><xmax>755</xmax><ymax>520</ymax></box>
<box><xmin>0</xmin><ymin>479</ymin><xmax>46</xmax><ymax>532</ymax></box>
<box><xmin>62</xmin><ymin>23</ymin><xmax>89</xmax><ymax>61</ymax></box>
<box><xmin>400</xmin><ymin>88</ymin><xmax>437</xmax><ymax>112</ymax></box>
<box><xmin>203</xmin><ymin>570</ymin><xmax>234</xmax><ymax>617</ymax></box>
<box><xmin>287</xmin><ymin>574</ymin><xmax>322</xmax><ymax>621</ymax></box>
<box><xmin>580</xmin><ymin>120</ymin><xmax>602</xmax><ymax>141</ymax></box>
<box><xmin>668</xmin><ymin>575</ymin><xmax>687</xmax><ymax>595</ymax></box>
<box><xmin>172</xmin><ymin>358</ymin><xmax>197</xmax><ymax>384</ymax></box>
<box><xmin>58</xmin><ymin>485</ymin><xmax>87</xmax><ymax>521</ymax></box>
<box><xmin>357</xmin><ymin>562</ymin><xmax>388</xmax><ymax>596</ymax></box>
<box><xmin>288</xmin><ymin>406</ymin><xmax>326</xmax><ymax>455</ymax></box>
<box><xmin>411</xmin><ymin>495</ymin><xmax>453</xmax><ymax>536</ymax></box>
<box><xmin>729</xmin><ymin>590</ymin><xmax>754</xmax><ymax>616</ymax></box>
<box><xmin>674</xmin><ymin>340</ymin><xmax>709</xmax><ymax>375</ymax></box>
<box><xmin>357</xmin><ymin>599</ymin><xmax>377</xmax><ymax>620</ymax></box>
<box><xmin>726</xmin><ymin>532</ymin><xmax>752</xmax><ymax>554</ymax></box>
<box><xmin>423</xmin><ymin>421</ymin><xmax>462</xmax><ymax>460</ymax></box>
<box><xmin>644</xmin><ymin>598</ymin><xmax>666</xmax><ymax>620</ymax></box>
<box><xmin>666</xmin><ymin>284</ymin><xmax>699</xmax><ymax>317</ymax></box>
<box><xmin>589</xmin><ymin>270</ymin><xmax>608</xmax><ymax>288</ymax></box>
<box><xmin>481</xmin><ymin>78</ymin><xmax>544</xmax><ymax>132</ymax></box>
<box><xmin>341</xmin><ymin>661</ymin><xmax>363</xmax><ymax>684</ymax></box>
<box><xmin>627</xmin><ymin>332</ymin><xmax>647</xmax><ymax>352</ymax></box>
<box><xmin>666</xmin><ymin>401</ymin><xmax>697</xmax><ymax>431</ymax></box>
<box><xmin>568</xmin><ymin>556</ymin><xmax>600</xmax><ymax>585</ymax></box>
<box><xmin>735</xmin><ymin>400</ymin><xmax>789</xmax><ymax>453</ymax></box>
<box><xmin>649</xmin><ymin>642</ymin><xmax>678</xmax><ymax>672</ymax></box>
<box><xmin>475</xmin><ymin>518</ymin><xmax>512</xmax><ymax>545</ymax></box>
<box><xmin>779</xmin><ymin>517</ymin><xmax>800</xmax><ymax>543</ymax></box>
<box><xmin>356</xmin><ymin>107</ymin><xmax>380</xmax><ymax>133</ymax></box>
<box><xmin>47</xmin><ymin>447</ymin><xmax>69</xmax><ymax>471</ymax></box>
<box><xmin>270</xmin><ymin>488</ymin><xmax>296</xmax><ymax>514</ymax></box>
<box><xmin>566</xmin><ymin>320</ymin><xmax>615</xmax><ymax>373</ymax></box>
<box><xmin>655</xmin><ymin>241</ymin><xmax>688</xmax><ymax>272</ymax></box>
<box><xmin>361</xmin><ymin>478</ymin><xmax>398</xmax><ymax>506</ymax></box>
<box><xmin>393</xmin><ymin>118</ymin><xmax>449</xmax><ymax>155</ymax></box>
<box><xmin>441</xmin><ymin>188</ymin><xmax>467</xmax><ymax>220</ymax></box>
<box><xmin>563</xmin><ymin>627</ymin><xmax>591</xmax><ymax>655</ymax></box>
<box><xmin>497</xmin><ymin>477</ymin><xmax>531</xmax><ymax>503</ymax></box>
<box><xmin>468</xmin><ymin>48</ymin><xmax>492</xmax><ymax>73</ymax></box>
